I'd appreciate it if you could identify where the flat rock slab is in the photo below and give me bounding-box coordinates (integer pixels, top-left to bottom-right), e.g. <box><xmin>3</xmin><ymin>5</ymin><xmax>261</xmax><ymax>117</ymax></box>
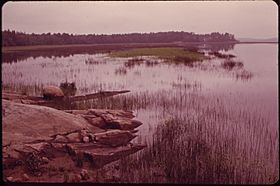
<box><xmin>2</xmin><ymin>99</ymin><xmax>101</xmax><ymax>146</ymax></box>
<box><xmin>66</xmin><ymin>143</ymin><xmax>146</xmax><ymax>167</ymax></box>
<box><xmin>94</xmin><ymin>130</ymin><xmax>137</xmax><ymax>147</ymax></box>
<box><xmin>65</xmin><ymin>109</ymin><xmax>142</xmax><ymax>130</ymax></box>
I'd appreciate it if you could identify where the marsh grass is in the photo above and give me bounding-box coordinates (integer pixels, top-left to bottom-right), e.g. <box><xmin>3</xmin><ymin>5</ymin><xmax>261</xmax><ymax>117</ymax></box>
<box><xmin>2</xmin><ymin>83</ymin><xmax>44</xmax><ymax>96</ymax></box>
<box><xmin>222</xmin><ymin>59</ymin><xmax>244</xmax><ymax>70</ymax></box>
<box><xmin>209</xmin><ymin>51</ymin><xmax>236</xmax><ymax>59</ymax></box>
<box><xmin>85</xmin><ymin>58</ymin><xmax>105</xmax><ymax>65</ymax></box>
<box><xmin>124</xmin><ymin>57</ymin><xmax>144</xmax><ymax>68</ymax></box>
<box><xmin>115</xmin><ymin>67</ymin><xmax>127</xmax><ymax>75</ymax></box>
<box><xmin>71</xmin><ymin>88</ymin><xmax>278</xmax><ymax>184</ymax></box>
<box><xmin>2</xmin><ymin>47</ymin><xmax>276</xmax><ymax>184</ymax></box>
<box><xmin>2</xmin><ymin>48</ymin><xmax>253</xmax><ymax>99</ymax></box>
<box><xmin>2</xmin><ymin>73</ymin><xmax>277</xmax><ymax>184</ymax></box>
<box><xmin>114</xmin><ymin>92</ymin><xmax>278</xmax><ymax>184</ymax></box>
<box><xmin>235</xmin><ymin>69</ymin><xmax>254</xmax><ymax>81</ymax></box>
<box><xmin>109</xmin><ymin>47</ymin><xmax>206</xmax><ymax>64</ymax></box>
<box><xmin>145</xmin><ymin>60</ymin><xmax>159</xmax><ymax>67</ymax></box>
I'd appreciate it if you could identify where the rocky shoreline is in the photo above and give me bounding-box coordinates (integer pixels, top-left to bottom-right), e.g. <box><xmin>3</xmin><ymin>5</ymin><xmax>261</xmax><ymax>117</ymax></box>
<box><xmin>2</xmin><ymin>92</ymin><xmax>145</xmax><ymax>183</ymax></box>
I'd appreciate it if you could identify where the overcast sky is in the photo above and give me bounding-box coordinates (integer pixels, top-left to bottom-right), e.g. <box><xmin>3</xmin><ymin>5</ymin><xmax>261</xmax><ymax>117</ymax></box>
<box><xmin>2</xmin><ymin>1</ymin><xmax>278</xmax><ymax>38</ymax></box>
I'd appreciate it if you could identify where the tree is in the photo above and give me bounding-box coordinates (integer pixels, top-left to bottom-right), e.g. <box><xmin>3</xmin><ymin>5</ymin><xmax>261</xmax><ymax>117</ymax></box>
<box><xmin>2</xmin><ymin>30</ymin><xmax>238</xmax><ymax>47</ymax></box>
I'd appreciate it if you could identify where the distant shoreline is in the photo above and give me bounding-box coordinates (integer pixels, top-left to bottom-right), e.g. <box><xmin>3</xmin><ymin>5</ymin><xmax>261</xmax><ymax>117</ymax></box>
<box><xmin>2</xmin><ymin>41</ymin><xmax>277</xmax><ymax>53</ymax></box>
<box><xmin>237</xmin><ymin>41</ymin><xmax>278</xmax><ymax>44</ymax></box>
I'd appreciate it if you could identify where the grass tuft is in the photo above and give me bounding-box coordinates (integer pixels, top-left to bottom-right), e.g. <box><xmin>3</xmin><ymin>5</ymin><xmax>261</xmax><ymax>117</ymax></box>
<box><xmin>222</xmin><ymin>59</ymin><xmax>244</xmax><ymax>70</ymax></box>
<box><xmin>109</xmin><ymin>47</ymin><xmax>206</xmax><ymax>64</ymax></box>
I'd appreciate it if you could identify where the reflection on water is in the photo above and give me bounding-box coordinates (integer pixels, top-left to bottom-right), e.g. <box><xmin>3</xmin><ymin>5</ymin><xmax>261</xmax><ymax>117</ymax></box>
<box><xmin>1</xmin><ymin>43</ymin><xmax>278</xmax><ymax>184</ymax></box>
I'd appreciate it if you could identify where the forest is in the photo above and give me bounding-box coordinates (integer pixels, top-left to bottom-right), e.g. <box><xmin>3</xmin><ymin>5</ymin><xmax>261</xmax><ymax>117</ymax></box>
<box><xmin>2</xmin><ymin>30</ymin><xmax>237</xmax><ymax>46</ymax></box>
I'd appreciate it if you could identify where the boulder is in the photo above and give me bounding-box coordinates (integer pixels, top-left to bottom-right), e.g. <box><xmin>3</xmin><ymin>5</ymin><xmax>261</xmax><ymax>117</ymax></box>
<box><xmin>71</xmin><ymin>109</ymin><xmax>142</xmax><ymax>130</ymax></box>
<box><xmin>25</xmin><ymin>142</ymin><xmax>50</xmax><ymax>152</ymax></box>
<box><xmin>82</xmin><ymin>136</ymin><xmax>90</xmax><ymax>143</ymax></box>
<box><xmin>94</xmin><ymin>130</ymin><xmax>136</xmax><ymax>147</ymax></box>
<box><xmin>2</xmin><ymin>99</ymin><xmax>98</xmax><ymax>146</ymax></box>
<box><xmin>42</xmin><ymin>86</ymin><xmax>64</xmax><ymax>100</ymax></box>
<box><xmin>54</xmin><ymin>135</ymin><xmax>68</xmax><ymax>143</ymax></box>
<box><xmin>66</xmin><ymin>132</ymin><xmax>81</xmax><ymax>143</ymax></box>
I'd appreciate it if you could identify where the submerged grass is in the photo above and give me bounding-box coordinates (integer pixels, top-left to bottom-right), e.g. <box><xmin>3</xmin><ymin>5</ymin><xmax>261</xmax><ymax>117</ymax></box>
<box><xmin>109</xmin><ymin>47</ymin><xmax>206</xmax><ymax>64</ymax></box>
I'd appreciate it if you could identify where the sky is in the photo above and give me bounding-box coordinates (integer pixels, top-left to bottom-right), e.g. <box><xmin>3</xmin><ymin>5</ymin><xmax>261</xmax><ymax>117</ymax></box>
<box><xmin>2</xmin><ymin>1</ymin><xmax>278</xmax><ymax>39</ymax></box>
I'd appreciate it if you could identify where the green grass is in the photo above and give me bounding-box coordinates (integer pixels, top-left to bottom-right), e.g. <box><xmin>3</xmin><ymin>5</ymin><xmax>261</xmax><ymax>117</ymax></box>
<box><xmin>109</xmin><ymin>47</ymin><xmax>206</xmax><ymax>63</ymax></box>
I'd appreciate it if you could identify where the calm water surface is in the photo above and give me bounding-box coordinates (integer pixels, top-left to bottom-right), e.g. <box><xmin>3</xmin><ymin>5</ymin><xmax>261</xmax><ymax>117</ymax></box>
<box><xmin>2</xmin><ymin>44</ymin><xmax>278</xmax><ymax>184</ymax></box>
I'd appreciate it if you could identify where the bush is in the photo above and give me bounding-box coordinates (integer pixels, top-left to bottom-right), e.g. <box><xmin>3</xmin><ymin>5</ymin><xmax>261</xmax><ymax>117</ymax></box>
<box><xmin>60</xmin><ymin>82</ymin><xmax>77</xmax><ymax>96</ymax></box>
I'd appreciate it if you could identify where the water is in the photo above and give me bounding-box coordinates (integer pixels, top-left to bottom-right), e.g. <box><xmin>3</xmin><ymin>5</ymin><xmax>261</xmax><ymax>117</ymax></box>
<box><xmin>2</xmin><ymin>44</ymin><xmax>278</xmax><ymax>184</ymax></box>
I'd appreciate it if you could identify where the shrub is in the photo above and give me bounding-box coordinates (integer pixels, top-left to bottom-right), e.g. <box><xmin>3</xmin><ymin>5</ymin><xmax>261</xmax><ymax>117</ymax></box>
<box><xmin>60</xmin><ymin>82</ymin><xmax>77</xmax><ymax>96</ymax></box>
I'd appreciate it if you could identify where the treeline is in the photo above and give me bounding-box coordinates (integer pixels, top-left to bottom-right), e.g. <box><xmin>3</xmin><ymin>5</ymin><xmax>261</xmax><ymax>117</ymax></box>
<box><xmin>2</xmin><ymin>30</ymin><xmax>237</xmax><ymax>46</ymax></box>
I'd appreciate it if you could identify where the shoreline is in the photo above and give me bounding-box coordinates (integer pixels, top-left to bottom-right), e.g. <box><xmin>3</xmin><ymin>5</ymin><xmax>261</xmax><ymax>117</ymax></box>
<box><xmin>3</xmin><ymin>41</ymin><xmax>277</xmax><ymax>53</ymax></box>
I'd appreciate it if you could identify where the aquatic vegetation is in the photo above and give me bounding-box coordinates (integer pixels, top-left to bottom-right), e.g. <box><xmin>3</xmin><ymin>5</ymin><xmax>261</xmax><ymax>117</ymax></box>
<box><xmin>209</xmin><ymin>51</ymin><xmax>236</xmax><ymax>59</ymax></box>
<box><xmin>115</xmin><ymin>67</ymin><xmax>127</xmax><ymax>75</ymax></box>
<box><xmin>2</xmin><ymin>83</ymin><xmax>44</xmax><ymax>96</ymax></box>
<box><xmin>124</xmin><ymin>58</ymin><xmax>144</xmax><ymax>68</ymax></box>
<box><xmin>222</xmin><ymin>59</ymin><xmax>244</xmax><ymax>70</ymax></box>
<box><xmin>85</xmin><ymin>58</ymin><xmax>103</xmax><ymax>65</ymax></box>
<box><xmin>235</xmin><ymin>69</ymin><xmax>253</xmax><ymax>81</ymax></box>
<box><xmin>116</xmin><ymin>94</ymin><xmax>278</xmax><ymax>184</ymax></box>
<box><xmin>1</xmin><ymin>43</ymin><xmax>277</xmax><ymax>184</ymax></box>
<box><xmin>145</xmin><ymin>60</ymin><xmax>159</xmax><ymax>67</ymax></box>
<box><xmin>70</xmin><ymin>87</ymin><xmax>277</xmax><ymax>184</ymax></box>
<box><xmin>109</xmin><ymin>47</ymin><xmax>206</xmax><ymax>64</ymax></box>
<box><xmin>172</xmin><ymin>56</ymin><xmax>197</xmax><ymax>64</ymax></box>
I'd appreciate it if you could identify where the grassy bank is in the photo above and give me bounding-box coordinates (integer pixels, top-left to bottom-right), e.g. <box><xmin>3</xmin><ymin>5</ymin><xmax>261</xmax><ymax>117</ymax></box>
<box><xmin>109</xmin><ymin>47</ymin><xmax>206</xmax><ymax>63</ymax></box>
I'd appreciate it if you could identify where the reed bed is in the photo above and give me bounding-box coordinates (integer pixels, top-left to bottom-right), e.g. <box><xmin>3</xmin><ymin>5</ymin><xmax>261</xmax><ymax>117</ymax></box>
<box><xmin>114</xmin><ymin>92</ymin><xmax>278</xmax><ymax>184</ymax></box>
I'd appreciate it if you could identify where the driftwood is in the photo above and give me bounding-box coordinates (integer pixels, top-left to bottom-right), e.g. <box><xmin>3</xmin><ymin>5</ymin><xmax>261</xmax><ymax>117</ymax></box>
<box><xmin>67</xmin><ymin>90</ymin><xmax>130</xmax><ymax>102</ymax></box>
<box><xmin>2</xmin><ymin>98</ymin><xmax>145</xmax><ymax>182</ymax></box>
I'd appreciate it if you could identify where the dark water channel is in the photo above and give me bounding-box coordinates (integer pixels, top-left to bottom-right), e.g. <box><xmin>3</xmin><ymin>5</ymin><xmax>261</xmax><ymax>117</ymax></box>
<box><xmin>2</xmin><ymin>44</ymin><xmax>278</xmax><ymax>184</ymax></box>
